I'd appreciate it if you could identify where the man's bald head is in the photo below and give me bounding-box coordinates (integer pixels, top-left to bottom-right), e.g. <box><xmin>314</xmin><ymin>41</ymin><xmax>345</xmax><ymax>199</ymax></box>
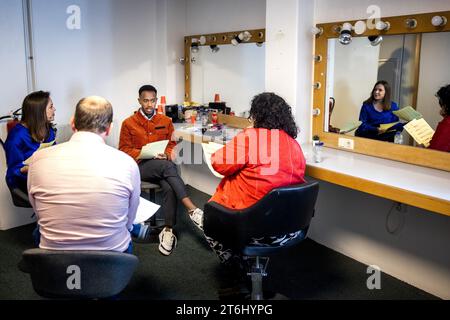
<box><xmin>74</xmin><ymin>96</ymin><xmax>113</xmax><ymax>134</ymax></box>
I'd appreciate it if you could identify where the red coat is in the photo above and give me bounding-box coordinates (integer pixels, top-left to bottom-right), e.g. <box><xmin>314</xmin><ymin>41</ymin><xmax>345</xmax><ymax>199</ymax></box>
<box><xmin>429</xmin><ymin>116</ymin><xmax>450</xmax><ymax>152</ymax></box>
<box><xmin>210</xmin><ymin>128</ymin><xmax>306</xmax><ymax>210</ymax></box>
<box><xmin>119</xmin><ymin>111</ymin><xmax>176</xmax><ymax>161</ymax></box>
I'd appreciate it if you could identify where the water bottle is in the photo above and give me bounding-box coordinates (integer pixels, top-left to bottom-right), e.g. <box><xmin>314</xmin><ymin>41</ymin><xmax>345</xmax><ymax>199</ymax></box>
<box><xmin>313</xmin><ymin>142</ymin><xmax>324</xmax><ymax>163</ymax></box>
<box><xmin>394</xmin><ymin>132</ymin><xmax>403</xmax><ymax>145</ymax></box>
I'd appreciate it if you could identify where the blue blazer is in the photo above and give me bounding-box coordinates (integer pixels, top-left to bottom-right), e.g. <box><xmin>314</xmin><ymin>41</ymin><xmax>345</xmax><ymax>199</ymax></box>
<box><xmin>4</xmin><ymin>123</ymin><xmax>56</xmax><ymax>189</ymax></box>
<box><xmin>357</xmin><ymin>102</ymin><xmax>402</xmax><ymax>135</ymax></box>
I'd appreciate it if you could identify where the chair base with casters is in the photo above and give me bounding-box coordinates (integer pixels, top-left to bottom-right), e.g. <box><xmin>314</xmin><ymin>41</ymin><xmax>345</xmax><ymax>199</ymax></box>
<box><xmin>204</xmin><ymin>181</ymin><xmax>319</xmax><ymax>300</ymax></box>
<box><xmin>18</xmin><ymin>248</ymin><xmax>138</xmax><ymax>299</ymax></box>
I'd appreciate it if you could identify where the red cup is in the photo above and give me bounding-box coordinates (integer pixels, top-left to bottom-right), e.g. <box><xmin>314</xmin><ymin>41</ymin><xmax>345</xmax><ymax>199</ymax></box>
<box><xmin>211</xmin><ymin>112</ymin><xmax>218</xmax><ymax>124</ymax></box>
<box><xmin>214</xmin><ymin>93</ymin><xmax>220</xmax><ymax>103</ymax></box>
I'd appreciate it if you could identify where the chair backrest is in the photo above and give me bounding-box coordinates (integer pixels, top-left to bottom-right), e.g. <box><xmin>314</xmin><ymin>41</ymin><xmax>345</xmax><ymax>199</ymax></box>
<box><xmin>19</xmin><ymin>248</ymin><xmax>138</xmax><ymax>299</ymax></box>
<box><xmin>0</xmin><ymin>138</ymin><xmax>32</xmax><ymax>207</ymax></box>
<box><xmin>204</xmin><ymin>181</ymin><xmax>319</xmax><ymax>251</ymax></box>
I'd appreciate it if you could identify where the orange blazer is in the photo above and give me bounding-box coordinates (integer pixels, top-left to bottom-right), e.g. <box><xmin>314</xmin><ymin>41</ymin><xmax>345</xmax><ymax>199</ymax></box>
<box><xmin>119</xmin><ymin>111</ymin><xmax>176</xmax><ymax>161</ymax></box>
<box><xmin>210</xmin><ymin>128</ymin><xmax>306</xmax><ymax>210</ymax></box>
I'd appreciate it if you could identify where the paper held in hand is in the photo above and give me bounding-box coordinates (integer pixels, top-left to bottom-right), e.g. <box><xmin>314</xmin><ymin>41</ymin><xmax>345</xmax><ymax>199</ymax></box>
<box><xmin>339</xmin><ymin>121</ymin><xmax>361</xmax><ymax>134</ymax></box>
<box><xmin>403</xmin><ymin>118</ymin><xmax>435</xmax><ymax>147</ymax></box>
<box><xmin>138</xmin><ymin>140</ymin><xmax>169</xmax><ymax>159</ymax></box>
<box><xmin>393</xmin><ymin>106</ymin><xmax>423</xmax><ymax>122</ymax></box>
<box><xmin>23</xmin><ymin>140</ymin><xmax>56</xmax><ymax>165</ymax></box>
<box><xmin>201</xmin><ymin>142</ymin><xmax>225</xmax><ymax>178</ymax></box>
<box><xmin>378</xmin><ymin>122</ymin><xmax>399</xmax><ymax>132</ymax></box>
<box><xmin>134</xmin><ymin>196</ymin><xmax>160</xmax><ymax>224</ymax></box>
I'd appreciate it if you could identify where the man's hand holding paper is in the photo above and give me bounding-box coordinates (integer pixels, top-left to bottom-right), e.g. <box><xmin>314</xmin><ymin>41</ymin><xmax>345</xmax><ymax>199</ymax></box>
<box><xmin>138</xmin><ymin>140</ymin><xmax>169</xmax><ymax>160</ymax></box>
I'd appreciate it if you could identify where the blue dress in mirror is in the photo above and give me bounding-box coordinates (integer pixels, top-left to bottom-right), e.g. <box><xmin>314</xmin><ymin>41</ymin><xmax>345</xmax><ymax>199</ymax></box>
<box><xmin>355</xmin><ymin>102</ymin><xmax>404</xmax><ymax>142</ymax></box>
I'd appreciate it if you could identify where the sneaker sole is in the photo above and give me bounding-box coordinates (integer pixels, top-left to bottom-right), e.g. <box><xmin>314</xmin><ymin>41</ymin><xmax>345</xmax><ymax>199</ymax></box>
<box><xmin>158</xmin><ymin>244</ymin><xmax>172</xmax><ymax>256</ymax></box>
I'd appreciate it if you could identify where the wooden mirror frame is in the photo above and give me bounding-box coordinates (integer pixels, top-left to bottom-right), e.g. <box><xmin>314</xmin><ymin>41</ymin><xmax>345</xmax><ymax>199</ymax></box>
<box><xmin>184</xmin><ymin>28</ymin><xmax>265</xmax><ymax>102</ymax></box>
<box><xmin>313</xmin><ymin>11</ymin><xmax>450</xmax><ymax>172</ymax></box>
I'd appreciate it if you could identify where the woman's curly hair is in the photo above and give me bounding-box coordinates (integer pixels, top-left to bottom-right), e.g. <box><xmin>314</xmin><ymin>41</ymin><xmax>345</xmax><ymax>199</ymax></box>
<box><xmin>249</xmin><ymin>92</ymin><xmax>298</xmax><ymax>139</ymax></box>
<box><xmin>436</xmin><ymin>84</ymin><xmax>450</xmax><ymax>117</ymax></box>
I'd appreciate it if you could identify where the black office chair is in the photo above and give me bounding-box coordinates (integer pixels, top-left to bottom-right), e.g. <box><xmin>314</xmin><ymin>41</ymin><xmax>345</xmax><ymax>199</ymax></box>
<box><xmin>19</xmin><ymin>248</ymin><xmax>138</xmax><ymax>299</ymax></box>
<box><xmin>203</xmin><ymin>181</ymin><xmax>319</xmax><ymax>300</ymax></box>
<box><xmin>0</xmin><ymin>138</ymin><xmax>32</xmax><ymax>208</ymax></box>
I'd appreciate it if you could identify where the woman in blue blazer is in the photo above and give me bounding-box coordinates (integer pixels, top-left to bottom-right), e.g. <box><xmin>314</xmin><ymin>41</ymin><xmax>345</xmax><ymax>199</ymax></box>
<box><xmin>4</xmin><ymin>91</ymin><xmax>56</xmax><ymax>192</ymax></box>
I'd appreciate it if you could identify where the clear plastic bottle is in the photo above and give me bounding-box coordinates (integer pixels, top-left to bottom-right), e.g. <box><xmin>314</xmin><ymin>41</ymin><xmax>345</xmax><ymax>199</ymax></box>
<box><xmin>313</xmin><ymin>142</ymin><xmax>324</xmax><ymax>163</ymax></box>
<box><xmin>394</xmin><ymin>132</ymin><xmax>403</xmax><ymax>144</ymax></box>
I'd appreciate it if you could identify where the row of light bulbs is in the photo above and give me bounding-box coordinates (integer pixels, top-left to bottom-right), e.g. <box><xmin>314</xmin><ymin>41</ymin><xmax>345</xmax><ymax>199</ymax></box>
<box><xmin>190</xmin><ymin>31</ymin><xmax>264</xmax><ymax>53</ymax></box>
<box><xmin>312</xmin><ymin>15</ymin><xmax>448</xmax><ymax>45</ymax></box>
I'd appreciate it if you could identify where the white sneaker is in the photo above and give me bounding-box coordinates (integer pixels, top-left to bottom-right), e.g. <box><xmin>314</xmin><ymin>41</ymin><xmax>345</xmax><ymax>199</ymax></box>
<box><xmin>158</xmin><ymin>228</ymin><xmax>177</xmax><ymax>256</ymax></box>
<box><xmin>189</xmin><ymin>208</ymin><xmax>204</xmax><ymax>231</ymax></box>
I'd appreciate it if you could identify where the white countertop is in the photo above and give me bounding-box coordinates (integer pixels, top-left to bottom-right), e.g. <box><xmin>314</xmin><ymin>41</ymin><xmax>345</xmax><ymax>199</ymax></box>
<box><xmin>301</xmin><ymin>144</ymin><xmax>450</xmax><ymax>202</ymax></box>
<box><xmin>174</xmin><ymin>122</ymin><xmax>449</xmax><ymax>204</ymax></box>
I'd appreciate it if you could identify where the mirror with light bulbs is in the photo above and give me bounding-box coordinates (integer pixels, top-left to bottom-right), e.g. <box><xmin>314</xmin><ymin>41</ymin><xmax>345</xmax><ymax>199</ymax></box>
<box><xmin>184</xmin><ymin>29</ymin><xmax>265</xmax><ymax>116</ymax></box>
<box><xmin>313</xmin><ymin>11</ymin><xmax>450</xmax><ymax>171</ymax></box>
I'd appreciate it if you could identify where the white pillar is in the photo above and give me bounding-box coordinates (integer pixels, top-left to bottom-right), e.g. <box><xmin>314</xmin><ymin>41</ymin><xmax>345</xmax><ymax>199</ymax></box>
<box><xmin>265</xmin><ymin>0</ymin><xmax>315</xmax><ymax>143</ymax></box>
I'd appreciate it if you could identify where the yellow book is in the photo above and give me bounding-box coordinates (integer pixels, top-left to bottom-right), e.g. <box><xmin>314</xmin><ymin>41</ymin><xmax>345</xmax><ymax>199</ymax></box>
<box><xmin>403</xmin><ymin>118</ymin><xmax>435</xmax><ymax>147</ymax></box>
<box><xmin>393</xmin><ymin>106</ymin><xmax>423</xmax><ymax>122</ymax></box>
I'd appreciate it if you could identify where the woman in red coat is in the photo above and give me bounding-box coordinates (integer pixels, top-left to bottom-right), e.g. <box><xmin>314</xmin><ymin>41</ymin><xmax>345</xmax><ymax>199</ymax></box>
<box><xmin>429</xmin><ymin>84</ymin><xmax>450</xmax><ymax>152</ymax></box>
<box><xmin>204</xmin><ymin>92</ymin><xmax>307</xmax><ymax>267</ymax></box>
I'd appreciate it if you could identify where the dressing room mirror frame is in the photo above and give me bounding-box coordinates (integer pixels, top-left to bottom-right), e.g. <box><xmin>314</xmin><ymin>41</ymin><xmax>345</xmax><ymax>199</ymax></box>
<box><xmin>184</xmin><ymin>28</ymin><xmax>265</xmax><ymax>103</ymax></box>
<box><xmin>313</xmin><ymin>11</ymin><xmax>450</xmax><ymax>172</ymax></box>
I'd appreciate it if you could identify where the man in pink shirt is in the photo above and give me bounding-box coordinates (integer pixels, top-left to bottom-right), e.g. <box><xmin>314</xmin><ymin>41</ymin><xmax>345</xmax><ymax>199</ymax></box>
<box><xmin>28</xmin><ymin>96</ymin><xmax>143</xmax><ymax>252</ymax></box>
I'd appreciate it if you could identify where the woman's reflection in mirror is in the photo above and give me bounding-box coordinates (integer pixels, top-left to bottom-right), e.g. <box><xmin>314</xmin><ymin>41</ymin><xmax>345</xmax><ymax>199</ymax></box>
<box><xmin>355</xmin><ymin>80</ymin><xmax>404</xmax><ymax>142</ymax></box>
<box><xmin>429</xmin><ymin>84</ymin><xmax>450</xmax><ymax>152</ymax></box>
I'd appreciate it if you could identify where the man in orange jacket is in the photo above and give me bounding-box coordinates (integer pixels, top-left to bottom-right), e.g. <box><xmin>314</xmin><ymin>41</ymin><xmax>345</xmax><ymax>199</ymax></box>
<box><xmin>119</xmin><ymin>85</ymin><xmax>203</xmax><ymax>256</ymax></box>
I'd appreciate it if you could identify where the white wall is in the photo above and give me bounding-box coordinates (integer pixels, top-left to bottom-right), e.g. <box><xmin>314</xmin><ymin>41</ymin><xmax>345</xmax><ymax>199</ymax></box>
<box><xmin>31</xmin><ymin>0</ymin><xmax>186</xmax><ymax>147</ymax></box>
<box><xmin>417</xmin><ymin>32</ymin><xmax>450</xmax><ymax>130</ymax></box>
<box><xmin>313</xmin><ymin>0</ymin><xmax>450</xmax><ymax>299</ymax></box>
<box><xmin>265</xmin><ymin>0</ymin><xmax>314</xmax><ymax>144</ymax></box>
<box><xmin>329</xmin><ymin>37</ymin><xmax>379</xmax><ymax>130</ymax></box>
<box><xmin>0</xmin><ymin>0</ymin><xmax>29</xmax><ymax>115</ymax></box>
<box><xmin>185</xmin><ymin>0</ymin><xmax>266</xmax><ymax>35</ymax></box>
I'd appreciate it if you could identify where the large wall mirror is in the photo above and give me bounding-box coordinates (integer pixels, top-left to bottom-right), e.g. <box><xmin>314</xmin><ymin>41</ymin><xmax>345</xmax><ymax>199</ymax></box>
<box><xmin>314</xmin><ymin>11</ymin><xmax>450</xmax><ymax>172</ymax></box>
<box><xmin>184</xmin><ymin>29</ymin><xmax>265</xmax><ymax>116</ymax></box>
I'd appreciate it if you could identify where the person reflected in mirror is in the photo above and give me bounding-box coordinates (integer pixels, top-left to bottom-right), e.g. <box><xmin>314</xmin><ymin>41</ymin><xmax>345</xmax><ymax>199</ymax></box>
<box><xmin>355</xmin><ymin>80</ymin><xmax>404</xmax><ymax>142</ymax></box>
<box><xmin>429</xmin><ymin>84</ymin><xmax>450</xmax><ymax>152</ymax></box>
<box><xmin>4</xmin><ymin>91</ymin><xmax>56</xmax><ymax>193</ymax></box>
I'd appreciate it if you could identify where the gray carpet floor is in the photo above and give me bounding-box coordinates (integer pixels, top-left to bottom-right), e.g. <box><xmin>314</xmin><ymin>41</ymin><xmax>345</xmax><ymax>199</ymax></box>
<box><xmin>0</xmin><ymin>186</ymin><xmax>437</xmax><ymax>300</ymax></box>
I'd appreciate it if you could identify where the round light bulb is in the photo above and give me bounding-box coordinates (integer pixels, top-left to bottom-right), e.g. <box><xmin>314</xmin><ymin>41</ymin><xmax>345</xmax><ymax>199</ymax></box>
<box><xmin>431</xmin><ymin>16</ymin><xmax>447</xmax><ymax>27</ymax></box>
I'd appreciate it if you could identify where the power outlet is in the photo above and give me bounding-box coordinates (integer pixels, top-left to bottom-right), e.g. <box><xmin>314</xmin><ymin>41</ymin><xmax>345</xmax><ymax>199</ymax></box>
<box><xmin>338</xmin><ymin>137</ymin><xmax>354</xmax><ymax>150</ymax></box>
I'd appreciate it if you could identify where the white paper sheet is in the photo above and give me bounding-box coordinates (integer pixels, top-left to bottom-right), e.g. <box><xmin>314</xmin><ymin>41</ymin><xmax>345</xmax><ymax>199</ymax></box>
<box><xmin>134</xmin><ymin>196</ymin><xmax>160</xmax><ymax>223</ymax></box>
<box><xmin>202</xmin><ymin>142</ymin><xmax>225</xmax><ymax>178</ymax></box>
<box><xmin>138</xmin><ymin>140</ymin><xmax>169</xmax><ymax>159</ymax></box>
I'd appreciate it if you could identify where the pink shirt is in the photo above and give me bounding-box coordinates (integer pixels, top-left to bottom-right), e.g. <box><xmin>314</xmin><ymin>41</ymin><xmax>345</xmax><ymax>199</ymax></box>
<box><xmin>28</xmin><ymin>131</ymin><xmax>140</xmax><ymax>252</ymax></box>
